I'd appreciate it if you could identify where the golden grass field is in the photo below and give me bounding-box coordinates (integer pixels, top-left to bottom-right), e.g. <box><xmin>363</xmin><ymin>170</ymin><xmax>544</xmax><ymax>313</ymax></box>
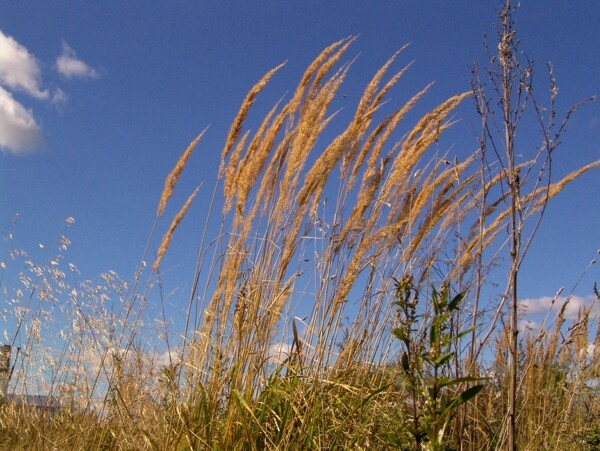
<box><xmin>2</xmin><ymin>5</ymin><xmax>600</xmax><ymax>450</ymax></box>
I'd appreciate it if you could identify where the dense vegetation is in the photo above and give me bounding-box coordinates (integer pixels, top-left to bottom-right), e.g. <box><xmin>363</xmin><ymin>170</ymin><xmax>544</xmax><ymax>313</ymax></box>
<box><xmin>2</xmin><ymin>2</ymin><xmax>599</xmax><ymax>449</ymax></box>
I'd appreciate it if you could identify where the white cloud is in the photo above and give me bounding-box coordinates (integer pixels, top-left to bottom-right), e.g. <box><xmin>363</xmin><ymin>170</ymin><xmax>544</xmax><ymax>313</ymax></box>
<box><xmin>0</xmin><ymin>31</ymin><xmax>98</xmax><ymax>155</ymax></box>
<box><xmin>0</xmin><ymin>86</ymin><xmax>43</xmax><ymax>154</ymax></box>
<box><xmin>519</xmin><ymin>294</ymin><xmax>600</xmax><ymax>321</ymax></box>
<box><xmin>577</xmin><ymin>343</ymin><xmax>596</xmax><ymax>361</ymax></box>
<box><xmin>155</xmin><ymin>348</ymin><xmax>182</xmax><ymax>368</ymax></box>
<box><xmin>55</xmin><ymin>41</ymin><xmax>98</xmax><ymax>79</ymax></box>
<box><xmin>268</xmin><ymin>342</ymin><xmax>294</xmax><ymax>365</ymax></box>
<box><xmin>518</xmin><ymin>319</ymin><xmax>540</xmax><ymax>333</ymax></box>
<box><xmin>267</xmin><ymin>317</ymin><xmax>309</xmax><ymax>365</ymax></box>
<box><xmin>0</xmin><ymin>30</ymin><xmax>49</xmax><ymax>99</ymax></box>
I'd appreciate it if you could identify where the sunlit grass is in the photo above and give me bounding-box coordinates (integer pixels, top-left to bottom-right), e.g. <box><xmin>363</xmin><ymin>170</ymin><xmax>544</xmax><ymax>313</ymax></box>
<box><xmin>1</xmin><ymin>33</ymin><xmax>599</xmax><ymax>450</ymax></box>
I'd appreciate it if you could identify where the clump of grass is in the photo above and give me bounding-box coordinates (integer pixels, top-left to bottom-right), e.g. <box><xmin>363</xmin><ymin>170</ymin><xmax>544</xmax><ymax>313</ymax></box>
<box><xmin>1</xmin><ymin>15</ymin><xmax>599</xmax><ymax>450</ymax></box>
<box><xmin>470</xmin><ymin>289</ymin><xmax>600</xmax><ymax>450</ymax></box>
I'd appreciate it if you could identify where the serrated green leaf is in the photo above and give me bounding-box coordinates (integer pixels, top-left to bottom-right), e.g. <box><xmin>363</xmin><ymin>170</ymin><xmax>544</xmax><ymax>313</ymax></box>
<box><xmin>448</xmin><ymin>291</ymin><xmax>466</xmax><ymax>311</ymax></box>
<box><xmin>429</xmin><ymin>324</ymin><xmax>438</xmax><ymax>346</ymax></box>
<box><xmin>438</xmin><ymin>376</ymin><xmax>486</xmax><ymax>388</ymax></box>
<box><xmin>459</xmin><ymin>384</ymin><xmax>485</xmax><ymax>403</ymax></box>
<box><xmin>434</xmin><ymin>353</ymin><xmax>454</xmax><ymax>367</ymax></box>
<box><xmin>421</xmin><ymin>354</ymin><xmax>435</xmax><ymax>366</ymax></box>
<box><xmin>401</xmin><ymin>352</ymin><xmax>410</xmax><ymax>373</ymax></box>
<box><xmin>442</xmin><ymin>384</ymin><xmax>485</xmax><ymax>415</ymax></box>
<box><xmin>392</xmin><ymin>327</ymin><xmax>410</xmax><ymax>345</ymax></box>
<box><xmin>431</xmin><ymin>286</ymin><xmax>442</xmax><ymax>313</ymax></box>
<box><xmin>453</xmin><ymin>326</ymin><xmax>477</xmax><ymax>341</ymax></box>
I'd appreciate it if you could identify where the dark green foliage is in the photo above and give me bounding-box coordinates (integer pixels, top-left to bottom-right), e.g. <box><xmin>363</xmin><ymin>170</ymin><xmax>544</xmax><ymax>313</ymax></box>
<box><xmin>389</xmin><ymin>277</ymin><xmax>484</xmax><ymax>450</ymax></box>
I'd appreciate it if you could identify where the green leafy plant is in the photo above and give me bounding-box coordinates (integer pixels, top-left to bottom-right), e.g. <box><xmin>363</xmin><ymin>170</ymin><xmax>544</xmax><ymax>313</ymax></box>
<box><xmin>389</xmin><ymin>275</ymin><xmax>484</xmax><ymax>450</ymax></box>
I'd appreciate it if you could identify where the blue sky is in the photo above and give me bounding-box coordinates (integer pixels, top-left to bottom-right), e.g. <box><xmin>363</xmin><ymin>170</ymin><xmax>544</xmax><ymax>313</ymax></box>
<box><xmin>1</xmin><ymin>1</ymin><xmax>600</xmax><ymax>339</ymax></box>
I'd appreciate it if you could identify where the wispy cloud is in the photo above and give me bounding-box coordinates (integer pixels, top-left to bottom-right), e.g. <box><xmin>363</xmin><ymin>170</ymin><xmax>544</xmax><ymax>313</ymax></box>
<box><xmin>519</xmin><ymin>294</ymin><xmax>600</xmax><ymax>321</ymax></box>
<box><xmin>0</xmin><ymin>86</ymin><xmax>43</xmax><ymax>154</ymax></box>
<box><xmin>0</xmin><ymin>30</ymin><xmax>49</xmax><ymax>99</ymax></box>
<box><xmin>51</xmin><ymin>87</ymin><xmax>67</xmax><ymax>106</ymax></box>
<box><xmin>55</xmin><ymin>41</ymin><xmax>98</xmax><ymax>79</ymax></box>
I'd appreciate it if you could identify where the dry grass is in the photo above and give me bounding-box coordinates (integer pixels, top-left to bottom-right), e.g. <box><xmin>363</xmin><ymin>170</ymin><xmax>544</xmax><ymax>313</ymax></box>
<box><xmin>153</xmin><ymin>187</ymin><xmax>199</xmax><ymax>271</ymax></box>
<box><xmin>1</xmin><ymin>36</ymin><xmax>599</xmax><ymax>450</ymax></box>
<box><xmin>156</xmin><ymin>129</ymin><xmax>206</xmax><ymax>217</ymax></box>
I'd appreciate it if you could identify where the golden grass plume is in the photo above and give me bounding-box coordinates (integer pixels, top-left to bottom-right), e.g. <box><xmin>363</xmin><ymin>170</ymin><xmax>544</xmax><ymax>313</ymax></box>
<box><xmin>153</xmin><ymin>187</ymin><xmax>200</xmax><ymax>271</ymax></box>
<box><xmin>156</xmin><ymin>130</ymin><xmax>206</xmax><ymax>217</ymax></box>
